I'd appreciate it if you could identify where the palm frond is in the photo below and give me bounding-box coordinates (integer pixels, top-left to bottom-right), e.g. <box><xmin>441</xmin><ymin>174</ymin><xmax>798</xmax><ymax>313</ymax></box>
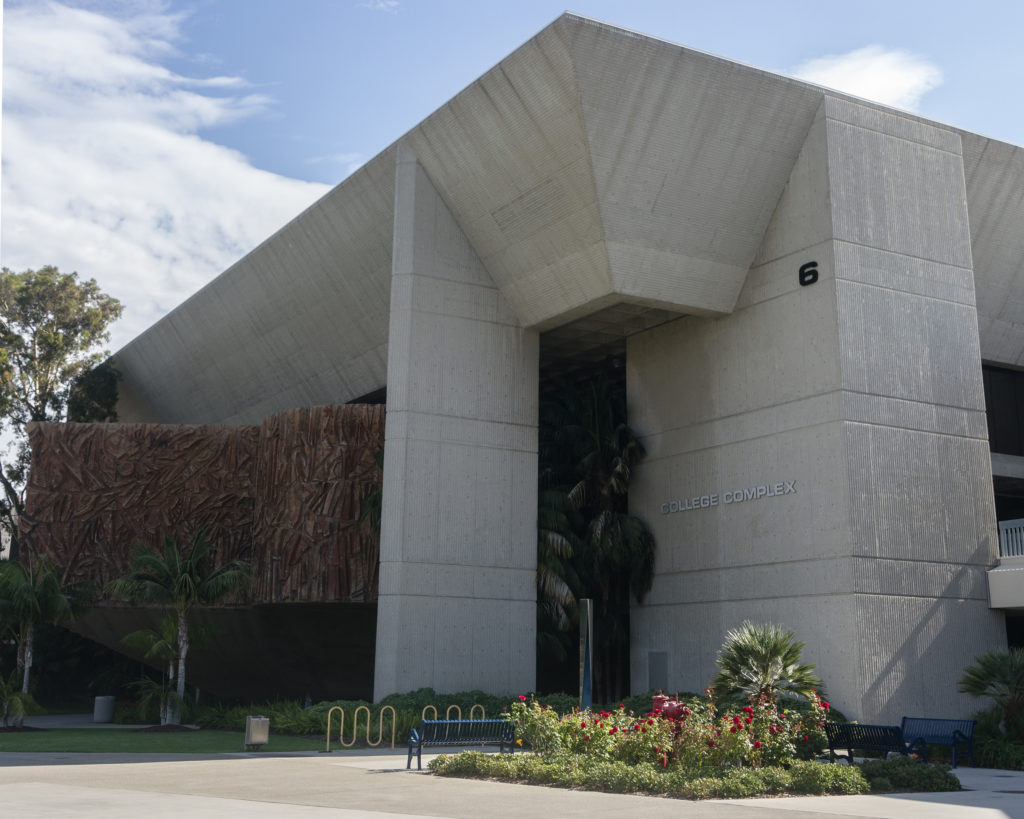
<box><xmin>711</xmin><ymin>621</ymin><xmax>821</xmax><ymax>702</ymax></box>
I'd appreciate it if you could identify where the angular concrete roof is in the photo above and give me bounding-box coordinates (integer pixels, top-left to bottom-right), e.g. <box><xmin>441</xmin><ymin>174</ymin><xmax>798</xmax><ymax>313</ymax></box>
<box><xmin>113</xmin><ymin>13</ymin><xmax>1024</xmax><ymax>425</ymax></box>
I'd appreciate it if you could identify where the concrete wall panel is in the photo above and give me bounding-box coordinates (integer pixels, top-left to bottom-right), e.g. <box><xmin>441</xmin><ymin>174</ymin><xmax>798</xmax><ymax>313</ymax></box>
<box><xmin>115</xmin><ymin>153</ymin><xmax>397</xmax><ymax>424</ymax></box>
<box><xmin>374</xmin><ymin>147</ymin><xmax>537</xmax><ymax>698</ymax></box>
<box><xmin>629</xmin><ymin>96</ymin><xmax>1004</xmax><ymax>722</ymax></box>
<box><xmin>854</xmin><ymin>594</ymin><xmax>1005</xmax><ymax>722</ymax></box>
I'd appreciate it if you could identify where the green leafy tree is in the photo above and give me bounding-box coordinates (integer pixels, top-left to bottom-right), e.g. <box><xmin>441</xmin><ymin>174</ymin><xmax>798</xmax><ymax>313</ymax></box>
<box><xmin>0</xmin><ymin>559</ymin><xmax>76</xmax><ymax>693</ymax></box>
<box><xmin>107</xmin><ymin>532</ymin><xmax>248</xmax><ymax>724</ymax></box>
<box><xmin>0</xmin><ymin>266</ymin><xmax>123</xmax><ymax>561</ymax></box>
<box><xmin>958</xmin><ymin>647</ymin><xmax>1024</xmax><ymax>738</ymax></box>
<box><xmin>711</xmin><ymin>621</ymin><xmax>822</xmax><ymax>703</ymax></box>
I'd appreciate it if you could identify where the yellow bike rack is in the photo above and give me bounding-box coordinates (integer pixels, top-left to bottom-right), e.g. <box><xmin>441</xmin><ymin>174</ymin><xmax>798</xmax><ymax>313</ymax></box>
<box><xmin>324</xmin><ymin>705</ymin><xmax>397</xmax><ymax>752</ymax></box>
<box><xmin>324</xmin><ymin>703</ymin><xmax>488</xmax><ymax>752</ymax></box>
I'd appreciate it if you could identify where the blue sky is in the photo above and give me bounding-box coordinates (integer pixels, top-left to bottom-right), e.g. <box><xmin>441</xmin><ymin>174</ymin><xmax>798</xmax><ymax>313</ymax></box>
<box><xmin>3</xmin><ymin>0</ymin><xmax>1024</xmax><ymax>349</ymax></box>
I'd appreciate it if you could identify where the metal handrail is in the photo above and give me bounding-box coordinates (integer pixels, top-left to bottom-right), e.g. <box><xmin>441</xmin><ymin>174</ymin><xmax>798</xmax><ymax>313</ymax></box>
<box><xmin>998</xmin><ymin>518</ymin><xmax>1024</xmax><ymax>557</ymax></box>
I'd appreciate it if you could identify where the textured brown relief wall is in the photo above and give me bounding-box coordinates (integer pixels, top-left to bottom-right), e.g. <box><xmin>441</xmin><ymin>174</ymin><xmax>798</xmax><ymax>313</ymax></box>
<box><xmin>20</xmin><ymin>405</ymin><xmax>384</xmax><ymax>603</ymax></box>
<box><xmin>252</xmin><ymin>405</ymin><xmax>383</xmax><ymax>603</ymax></box>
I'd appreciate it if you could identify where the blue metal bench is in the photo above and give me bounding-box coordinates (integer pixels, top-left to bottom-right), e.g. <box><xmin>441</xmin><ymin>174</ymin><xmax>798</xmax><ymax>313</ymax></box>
<box><xmin>901</xmin><ymin>717</ymin><xmax>976</xmax><ymax>768</ymax></box>
<box><xmin>825</xmin><ymin>722</ymin><xmax>925</xmax><ymax>764</ymax></box>
<box><xmin>406</xmin><ymin>718</ymin><xmax>515</xmax><ymax>770</ymax></box>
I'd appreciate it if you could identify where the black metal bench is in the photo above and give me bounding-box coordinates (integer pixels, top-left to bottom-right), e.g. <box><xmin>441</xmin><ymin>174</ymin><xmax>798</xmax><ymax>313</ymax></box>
<box><xmin>901</xmin><ymin>717</ymin><xmax>976</xmax><ymax>768</ymax></box>
<box><xmin>406</xmin><ymin>718</ymin><xmax>515</xmax><ymax>770</ymax></box>
<box><xmin>824</xmin><ymin>722</ymin><xmax>925</xmax><ymax>764</ymax></box>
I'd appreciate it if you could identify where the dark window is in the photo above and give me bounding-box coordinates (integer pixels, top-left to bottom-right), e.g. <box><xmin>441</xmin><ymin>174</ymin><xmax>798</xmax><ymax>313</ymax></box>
<box><xmin>983</xmin><ymin>365</ymin><xmax>1024</xmax><ymax>455</ymax></box>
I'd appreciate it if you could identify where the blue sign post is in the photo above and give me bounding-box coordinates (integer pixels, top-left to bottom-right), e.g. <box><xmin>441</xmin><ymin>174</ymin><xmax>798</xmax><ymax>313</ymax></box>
<box><xmin>579</xmin><ymin>598</ymin><xmax>593</xmax><ymax>711</ymax></box>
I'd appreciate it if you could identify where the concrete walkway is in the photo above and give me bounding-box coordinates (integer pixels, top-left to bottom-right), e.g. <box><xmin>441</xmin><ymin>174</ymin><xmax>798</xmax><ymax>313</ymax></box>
<box><xmin>3</xmin><ymin>716</ymin><xmax>1022</xmax><ymax>818</ymax></box>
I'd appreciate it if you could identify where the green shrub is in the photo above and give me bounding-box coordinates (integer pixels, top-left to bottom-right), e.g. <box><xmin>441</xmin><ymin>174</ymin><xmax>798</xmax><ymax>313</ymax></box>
<box><xmin>190</xmin><ymin>689</ymin><xmax>524</xmax><ymax>744</ymax></box>
<box><xmin>428</xmin><ymin>752</ymin><xmax>870</xmax><ymax>798</ymax></box>
<box><xmin>959</xmin><ymin>648</ymin><xmax>1024</xmax><ymax>740</ymax></box>
<box><xmin>507</xmin><ymin>691</ymin><xmax>833</xmax><ymax>770</ymax></box>
<box><xmin>969</xmin><ymin>704</ymin><xmax>1024</xmax><ymax>770</ymax></box>
<box><xmin>975</xmin><ymin>735</ymin><xmax>1024</xmax><ymax>770</ymax></box>
<box><xmin>788</xmin><ymin>759</ymin><xmax>869</xmax><ymax>794</ymax></box>
<box><xmin>857</xmin><ymin>757</ymin><xmax>960</xmax><ymax>792</ymax></box>
<box><xmin>532</xmin><ymin>692</ymin><xmax>579</xmax><ymax>714</ymax></box>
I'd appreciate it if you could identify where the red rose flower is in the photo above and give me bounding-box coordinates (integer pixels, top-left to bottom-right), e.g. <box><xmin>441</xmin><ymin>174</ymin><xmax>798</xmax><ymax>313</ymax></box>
<box><xmin>803</xmin><ymin>735</ymin><xmax>810</xmax><ymax>742</ymax></box>
<box><xmin>518</xmin><ymin>695</ymin><xmax>526</xmax><ymax>701</ymax></box>
<box><xmin>754</xmin><ymin>740</ymin><xmax>762</xmax><ymax>749</ymax></box>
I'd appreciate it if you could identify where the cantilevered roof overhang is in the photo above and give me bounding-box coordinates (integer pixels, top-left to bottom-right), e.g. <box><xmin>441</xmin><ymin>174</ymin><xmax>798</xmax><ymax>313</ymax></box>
<box><xmin>112</xmin><ymin>12</ymin><xmax>1024</xmax><ymax>425</ymax></box>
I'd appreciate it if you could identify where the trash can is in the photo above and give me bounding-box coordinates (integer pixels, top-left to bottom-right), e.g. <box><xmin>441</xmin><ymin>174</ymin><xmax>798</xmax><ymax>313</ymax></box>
<box><xmin>244</xmin><ymin>715</ymin><xmax>269</xmax><ymax>750</ymax></box>
<box><xmin>93</xmin><ymin>695</ymin><xmax>116</xmax><ymax>723</ymax></box>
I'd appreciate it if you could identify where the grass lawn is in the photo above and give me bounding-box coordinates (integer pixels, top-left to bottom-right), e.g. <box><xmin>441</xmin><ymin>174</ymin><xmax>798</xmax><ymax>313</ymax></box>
<box><xmin>0</xmin><ymin>729</ymin><xmax>325</xmax><ymax>754</ymax></box>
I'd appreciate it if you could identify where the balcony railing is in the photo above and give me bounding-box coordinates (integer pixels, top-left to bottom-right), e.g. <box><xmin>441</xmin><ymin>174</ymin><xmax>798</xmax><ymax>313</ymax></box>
<box><xmin>998</xmin><ymin>518</ymin><xmax>1024</xmax><ymax>558</ymax></box>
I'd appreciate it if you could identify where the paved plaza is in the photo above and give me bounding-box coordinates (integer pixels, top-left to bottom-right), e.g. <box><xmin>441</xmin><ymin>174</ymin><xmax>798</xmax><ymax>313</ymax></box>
<box><xmin>2</xmin><ymin>721</ymin><xmax>1022</xmax><ymax>819</ymax></box>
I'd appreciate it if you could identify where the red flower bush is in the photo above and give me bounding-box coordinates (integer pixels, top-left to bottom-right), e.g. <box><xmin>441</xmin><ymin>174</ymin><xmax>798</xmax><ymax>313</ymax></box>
<box><xmin>507</xmin><ymin>689</ymin><xmax>830</xmax><ymax>772</ymax></box>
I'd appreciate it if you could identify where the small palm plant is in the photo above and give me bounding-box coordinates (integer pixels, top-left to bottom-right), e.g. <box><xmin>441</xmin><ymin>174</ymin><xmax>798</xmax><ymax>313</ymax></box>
<box><xmin>0</xmin><ymin>559</ymin><xmax>76</xmax><ymax>694</ymax></box>
<box><xmin>711</xmin><ymin>621</ymin><xmax>822</xmax><ymax>702</ymax></box>
<box><xmin>107</xmin><ymin>531</ymin><xmax>248</xmax><ymax>724</ymax></box>
<box><xmin>121</xmin><ymin>614</ymin><xmax>211</xmax><ymax>725</ymax></box>
<box><xmin>958</xmin><ymin>647</ymin><xmax>1024</xmax><ymax>739</ymax></box>
<box><xmin>0</xmin><ymin>668</ymin><xmax>30</xmax><ymax>728</ymax></box>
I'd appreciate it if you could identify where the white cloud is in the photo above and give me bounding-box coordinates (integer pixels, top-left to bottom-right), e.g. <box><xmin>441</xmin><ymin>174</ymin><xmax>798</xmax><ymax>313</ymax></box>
<box><xmin>791</xmin><ymin>45</ymin><xmax>943</xmax><ymax>112</ymax></box>
<box><xmin>308</xmin><ymin>152</ymin><xmax>367</xmax><ymax>177</ymax></box>
<box><xmin>1</xmin><ymin>2</ymin><xmax>332</xmax><ymax>351</ymax></box>
<box><xmin>359</xmin><ymin>1</ymin><xmax>399</xmax><ymax>13</ymax></box>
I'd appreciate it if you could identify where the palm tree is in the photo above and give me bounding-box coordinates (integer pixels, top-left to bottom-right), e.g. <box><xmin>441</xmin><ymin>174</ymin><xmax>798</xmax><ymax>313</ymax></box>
<box><xmin>0</xmin><ymin>559</ymin><xmax>75</xmax><ymax>693</ymax></box>
<box><xmin>958</xmin><ymin>648</ymin><xmax>1024</xmax><ymax>738</ymax></box>
<box><xmin>711</xmin><ymin>621</ymin><xmax>822</xmax><ymax>703</ymax></box>
<box><xmin>107</xmin><ymin>532</ymin><xmax>248</xmax><ymax>724</ymax></box>
<box><xmin>0</xmin><ymin>667</ymin><xmax>30</xmax><ymax>728</ymax></box>
<box><xmin>538</xmin><ymin>368</ymin><xmax>656</xmax><ymax>701</ymax></box>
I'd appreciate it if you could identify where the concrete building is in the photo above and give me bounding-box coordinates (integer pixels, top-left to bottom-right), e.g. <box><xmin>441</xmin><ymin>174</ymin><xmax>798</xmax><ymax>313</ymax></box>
<box><xmin>109</xmin><ymin>14</ymin><xmax>1023</xmax><ymax>722</ymax></box>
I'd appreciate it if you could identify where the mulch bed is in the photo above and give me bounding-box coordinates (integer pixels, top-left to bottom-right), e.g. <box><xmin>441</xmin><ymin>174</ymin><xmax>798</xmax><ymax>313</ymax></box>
<box><xmin>134</xmin><ymin>724</ymin><xmax>199</xmax><ymax>733</ymax></box>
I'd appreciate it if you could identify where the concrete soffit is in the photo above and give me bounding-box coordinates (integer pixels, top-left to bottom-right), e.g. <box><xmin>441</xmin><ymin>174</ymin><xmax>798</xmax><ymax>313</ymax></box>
<box><xmin>404</xmin><ymin>14</ymin><xmax>829</xmax><ymax>335</ymax></box>
<box><xmin>113</xmin><ymin>12</ymin><xmax>1024</xmax><ymax>424</ymax></box>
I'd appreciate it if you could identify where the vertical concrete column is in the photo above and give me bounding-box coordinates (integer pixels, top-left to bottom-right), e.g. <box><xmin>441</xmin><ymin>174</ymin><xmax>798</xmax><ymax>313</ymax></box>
<box><xmin>374</xmin><ymin>144</ymin><xmax>538</xmax><ymax>700</ymax></box>
<box><xmin>627</xmin><ymin>103</ymin><xmax>857</xmax><ymax>710</ymax></box>
<box><xmin>628</xmin><ymin>97</ymin><xmax>1005</xmax><ymax>721</ymax></box>
<box><xmin>824</xmin><ymin>97</ymin><xmax>1006</xmax><ymax>720</ymax></box>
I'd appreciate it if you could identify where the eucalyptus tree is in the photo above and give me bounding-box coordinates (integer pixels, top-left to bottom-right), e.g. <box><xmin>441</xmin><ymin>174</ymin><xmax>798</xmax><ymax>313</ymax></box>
<box><xmin>0</xmin><ymin>266</ymin><xmax>122</xmax><ymax>561</ymax></box>
<box><xmin>107</xmin><ymin>532</ymin><xmax>248</xmax><ymax>723</ymax></box>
